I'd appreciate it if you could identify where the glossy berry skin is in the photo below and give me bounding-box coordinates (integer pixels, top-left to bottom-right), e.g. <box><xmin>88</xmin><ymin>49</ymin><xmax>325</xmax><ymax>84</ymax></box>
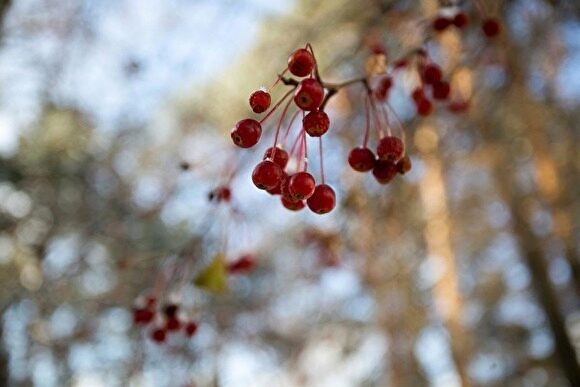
<box><xmin>151</xmin><ymin>328</ymin><xmax>167</xmax><ymax>343</ymax></box>
<box><xmin>375</xmin><ymin>76</ymin><xmax>393</xmax><ymax>101</ymax></box>
<box><xmin>348</xmin><ymin>147</ymin><xmax>376</xmax><ymax>172</ymax></box>
<box><xmin>281</xmin><ymin>196</ymin><xmax>305</xmax><ymax>211</ymax></box>
<box><xmin>307</xmin><ymin>184</ymin><xmax>336</xmax><ymax>214</ymax></box>
<box><xmin>288</xmin><ymin>172</ymin><xmax>316</xmax><ymax>200</ymax></box>
<box><xmin>432</xmin><ymin>81</ymin><xmax>451</xmax><ymax>100</ymax></box>
<box><xmin>249</xmin><ymin>90</ymin><xmax>271</xmax><ymax>113</ymax></box>
<box><xmin>185</xmin><ymin>322</ymin><xmax>198</xmax><ymax>337</ymax></box>
<box><xmin>433</xmin><ymin>16</ymin><xmax>452</xmax><ymax>31</ymax></box>
<box><xmin>231</xmin><ymin>119</ymin><xmax>262</xmax><ymax>148</ymax></box>
<box><xmin>372</xmin><ymin>160</ymin><xmax>398</xmax><ymax>184</ymax></box>
<box><xmin>482</xmin><ymin>18</ymin><xmax>501</xmax><ymax>37</ymax></box>
<box><xmin>377</xmin><ymin>136</ymin><xmax>404</xmax><ymax>162</ymax></box>
<box><xmin>288</xmin><ymin>48</ymin><xmax>315</xmax><ymax>77</ymax></box>
<box><xmin>396</xmin><ymin>156</ymin><xmax>412</xmax><ymax>174</ymax></box>
<box><xmin>263</xmin><ymin>146</ymin><xmax>289</xmax><ymax>169</ymax></box>
<box><xmin>303</xmin><ymin>110</ymin><xmax>330</xmax><ymax>137</ymax></box>
<box><xmin>422</xmin><ymin>64</ymin><xmax>443</xmax><ymax>85</ymax></box>
<box><xmin>294</xmin><ymin>79</ymin><xmax>324</xmax><ymax>111</ymax></box>
<box><xmin>166</xmin><ymin>317</ymin><xmax>181</xmax><ymax>331</ymax></box>
<box><xmin>252</xmin><ymin>160</ymin><xmax>283</xmax><ymax>190</ymax></box>
<box><xmin>133</xmin><ymin>308</ymin><xmax>155</xmax><ymax>325</ymax></box>
<box><xmin>227</xmin><ymin>254</ymin><xmax>256</xmax><ymax>274</ymax></box>
<box><xmin>416</xmin><ymin>98</ymin><xmax>433</xmax><ymax>116</ymax></box>
<box><xmin>453</xmin><ymin>12</ymin><xmax>469</xmax><ymax>29</ymax></box>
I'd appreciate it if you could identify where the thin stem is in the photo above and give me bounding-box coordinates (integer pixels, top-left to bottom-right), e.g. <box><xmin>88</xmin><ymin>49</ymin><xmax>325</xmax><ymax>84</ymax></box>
<box><xmin>318</xmin><ymin>137</ymin><xmax>325</xmax><ymax>184</ymax></box>
<box><xmin>385</xmin><ymin>101</ymin><xmax>407</xmax><ymax>146</ymax></box>
<box><xmin>301</xmin><ymin>112</ymin><xmax>308</xmax><ymax>171</ymax></box>
<box><xmin>288</xmin><ymin>126</ymin><xmax>303</xmax><ymax>161</ymax></box>
<box><xmin>363</xmin><ymin>92</ymin><xmax>371</xmax><ymax>148</ymax></box>
<box><xmin>369</xmin><ymin>95</ymin><xmax>385</xmax><ymax>139</ymax></box>
<box><xmin>281</xmin><ymin>110</ymin><xmax>301</xmax><ymax>146</ymax></box>
<box><xmin>270</xmin><ymin>68</ymin><xmax>288</xmax><ymax>89</ymax></box>
<box><xmin>271</xmin><ymin>97</ymin><xmax>294</xmax><ymax>159</ymax></box>
<box><xmin>378</xmin><ymin>102</ymin><xmax>393</xmax><ymax>136</ymax></box>
<box><xmin>259</xmin><ymin>87</ymin><xmax>295</xmax><ymax>125</ymax></box>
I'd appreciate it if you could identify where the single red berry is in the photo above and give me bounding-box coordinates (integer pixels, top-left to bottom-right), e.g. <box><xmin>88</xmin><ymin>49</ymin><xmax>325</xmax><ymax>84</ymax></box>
<box><xmin>306</xmin><ymin>184</ymin><xmax>336</xmax><ymax>214</ymax></box>
<box><xmin>433</xmin><ymin>16</ymin><xmax>452</xmax><ymax>31</ymax></box>
<box><xmin>249</xmin><ymin>90</ymin><xmax>271</xmax><ymax>113</ymax></box>
<box><xmin>151</xmin><ymin>328</ymin><xmax>167</xmax><ymax>343</ymax></box>
<box><xmin>393</xmin><ymin>59</ymin><xmax>408</xmax><ymax>69</ymax></box>
<box><xmin>163</xmin><ymin>304</ymin><xmax>179</xmax><ymax>318</ymax></box>
<box><xmin>482</xmin><ymin>17</ymin><xmax>501</xmax><ymax>38</ymax></box>
<box><xmin>375</xmin><ymin>76</ymin><xmax>393</xmax><ymax>101</ymax></box>
<box><xmin>453</xmin><ymin>12</ymin><xmax>469</xmax><ymax>29</ymax></box>
<box><xmin>288</xmin><ymin>172</ymin><xmax>316</xmax><ymax>200</ymax></box>
<box><xmin>288</xmin><ymin>48</ymin><xmax>315</xmax><ymax>77</ymax></box>
<box><xmin>396</xmin><ymin>156</ymin><xmax>412</xmax><ymax>174</ymax></box>
<box><xmin>372</xmin><ymin>160</ymin><xmax>398</xmax><ymax>184</ymax></box>
<box><xmin>448</xmin><ymin>99</ymin><xmax>470</xmax><ymax>113</ymax></box>
<box><xmin>145</xmin><ymin>296</ymin><xmax>157</xmax><ymax>308</ymax></box>
<box><xmin>227</xmin><ymin>254</ymin><xmax>256</xmax><ymax>274</ymax></box>
<box><xmin>377</xmin><ymin>136</ymin><xmax>404</xmax><ymax>162</ymax></box>
<box><xmin>422</xmin><ymin>64</ymin><xmax>443</xmax><ymax>85</ymax></box>
<box><xmin>303</xmin><ymin>110</ymin><xmax>330</xmax><ymax>137</ymax></box>
<box><xmin>294</xmin><ymin>78</ymin><xmax>324</xmax><ymax>111</ymax></box>
<box><xmin>208</xmin><ymin>186</ymin><xmax>231</xmax><ymax>203</ymax></box>
<box><xmin>263</xmin><ymin>146</ymin><xmax>289</xmax><ymax>169</ymax></box>
<box><xmin>166</xmin><ymin>317</ymin><xmax>181</xmax><ymax>331</ymax></box>
<box><xmin>432</xmin><ymin>81</ymin><xmax>451</xmax><ymax>100</ymax></box>
<box><xmin>133</xmin><ymin>308</ymin><xmax>155</xmax><ymax>325</ymax></box>
<box><xmin>412</xmin><ymin>87</ymin><xmax>426</xmax><ymax>103</ymax></box>
<box><xmin>231</xmin><ymin>119</ymin><xmax>262</xmax><ymax>148</ymax></box>
<box><xmin>266</xmin><ymin>178</ymin><xmax>283</xmax><ymax>195</ymax></box>
<box><xmin>348</xmin><ymin>147</ymin><xmax>376</xmax><ymax>172</ymax></box>
<box><xmin>252</xmin><ymin>160</ymin><xmax>283</xmax><ymax>191</ymax></box>
<box><xmin>281</xmin><ymin>196</ymin><xmax>305</xmax><ymax>211</ymax></box>
<box><xmin>416</xmin><ymin>98</ymin><xmax>433</xmax><ymax>116</ymax></box>
<box><xmin>184</xmin><ymin>322</ymin><xmax>198</xmax><ymax>337</ymax></box>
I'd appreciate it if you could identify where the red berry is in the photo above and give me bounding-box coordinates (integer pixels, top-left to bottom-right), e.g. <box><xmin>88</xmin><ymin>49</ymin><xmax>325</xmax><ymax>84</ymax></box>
<box><xmin>372</xmin><ymin>160</ymin><xmax>398</xmax><ymax>184</ymax></box>
<box><xmin>453</xmin><ymin>12</ymin><xmax>469</xmax><ymax>29</ymax></box>
<box><xmin>133</xmin><ymin>308</ymin><xmax>155</xmax><ymax>325</ymax></box>
<box><xmin>294</xmin><ymin>79</ymin><xmax>324</xmax><ymax>111</ymax></box>
<box><xmin>393</xmin><ymin>59</ymin><xmax>408</xmax><ymax>69</ymax></box>
<box><xmin>348</xmin><ymin>147</ymin><xmax>376</xmax><ymax>172</ymax></box>
<box><xmin>166</xmin><ymin>317</ymin><xmax>181</xmax><ymax>331</ymax></box>
<box><xmin>249</xmin><ymin>90</ymin><xmax>271</xmax><ymax>113</ymax></box>
<box><xmin>252</xmin><ymin>160</ymin><xmax>283</xmax><ymax>190</ymax></box>
<box><xmin>280</xmin><ymin>174</ymin><xmax>293</xmax><ymax>200</ymax></box>
<box><xmin>432</xmin><ymin>81</ymin><xmax>451</xmax><ymax>100</ymax></box>
<box><xmin>163</xmin><ymin>304</ymin><xmax>179</xmax><ymax>318</ymax></box>
<box><xmin>306</xmin><ymin>184</ymin><xmax>336</xmax><ymax>214</ymax></box>
<box><xmin>433</xmin><ymin>16</ymin><xmax>452</xmax><ymax>31</ymax></box>
<box><xmin>145</xmin><ymin>296</ymin><xmax>157</xmax><ymax>308</ymax></box>
<box><xmin>281</xmin><ymin>196</ymin><xmax>305</xmax><ymax>211</ymax></box>
<box><xmin>448</xmin><ymin>99</ymin><xmax>470</xmax><ymax>113</ymax></box>
<box><xmin>412</xmin><ymin>87</ymin><xmax>426</xmax><ymax>103</ymax></box>
<box><xmin>209</xmin><ymin>186</ymin><xmax>231</xmax><ymax>202</ymax></box>
<box><xmin>377</xmin><ymin>136</ymin><xmax>404</xmax><ymax>162</ymax></box>
<box><xmin>266</xmin><ymin>179</ymin><xmax>283</xmax><ymax>195</ymax></box>
<box><xmin>151</xmin><ymin>328</ymin><xmax>166</xmax><ymax>343</ymax></box>
<box><xmin>231</xmin><ymin>118</ymin><xmax>262</xmax><ymax>148</ymax></box>
<box><xmin>303</xmin><ymin>110</ymin><xmax>330</xmax><ymax>137</ymax></box>
<box><xmin>227</xmin><ymin>254</ymin><xmax>256</xmax><ymax>274</ymax></box>
<box><xmin>482</xmin><ymin>18</ymin><xmax>501</xmax><ymax>38</ymax></box>
<box><xmin>288</xmin><ymin>48</ymin><xmax>315</xmax><ymax>77</ymax></box>
<box><xmin>416</xmin><ymin>98</ymin><xmax>433</xmax><ymax>116</ymax></box>
<box><xmin>184</xmin><ymin>322</ymin><xmax>198</xmax><ymax>337</ymax></box>
<box><xmin>263</xmin><ymin>146</ymin><xmax>289</xmax><ymax>169</ymax></box>
<box><xmin>396</xmin><ymin>156</ymin><xmax>412</xmax><ymax>174</ymax></box>
<box><xmin>422</xmin><ymin>64</ymin><xmax>443</xmax><ymax>85</ymax></box>
<box><xmin>288</xmin><ymin>172</ymin><xmax>316</xmax><ymax>200</ymax></box>
<box><xmin>375</xmin><ymin>76</ymin><xmax>393</xmax><ymax>101</ymax></box>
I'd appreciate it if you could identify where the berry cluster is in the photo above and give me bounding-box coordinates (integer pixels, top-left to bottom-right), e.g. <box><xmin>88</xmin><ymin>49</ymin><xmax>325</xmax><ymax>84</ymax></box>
<box><xmin>231</xmin><ymin>45</ymin><xmax>336</xmax><ymax>214</ymax></box>
<box><xmin>133</xmin><ymin>298</ymin><xmax>199</xmax><ymax>344</ymax></box>
<box><xmin>431</xmin><ymin>3</ymin><xmax>502</xmax><ymax>38</ymax></box>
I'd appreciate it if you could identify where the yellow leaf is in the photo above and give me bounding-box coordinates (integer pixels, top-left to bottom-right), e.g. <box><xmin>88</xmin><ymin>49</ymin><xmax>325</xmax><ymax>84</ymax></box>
<box><xmin>194</xmin><ymin>254</ymin><xmax>228</xmax><ymax>293</ymax></box>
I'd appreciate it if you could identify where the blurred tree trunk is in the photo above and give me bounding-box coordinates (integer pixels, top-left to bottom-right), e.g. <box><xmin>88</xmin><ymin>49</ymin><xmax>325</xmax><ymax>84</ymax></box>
<box><xmin>417</xmin><ymin>132</ymin><xmax>473</xmax><ymax>387</ymax></box>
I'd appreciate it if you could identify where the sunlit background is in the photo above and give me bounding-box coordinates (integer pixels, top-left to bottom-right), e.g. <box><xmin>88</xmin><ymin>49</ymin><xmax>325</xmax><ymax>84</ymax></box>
<box><xmin>1</xmin><ymin>0</ymin><xmax>580</xmax><ymax>386</ymax></box>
